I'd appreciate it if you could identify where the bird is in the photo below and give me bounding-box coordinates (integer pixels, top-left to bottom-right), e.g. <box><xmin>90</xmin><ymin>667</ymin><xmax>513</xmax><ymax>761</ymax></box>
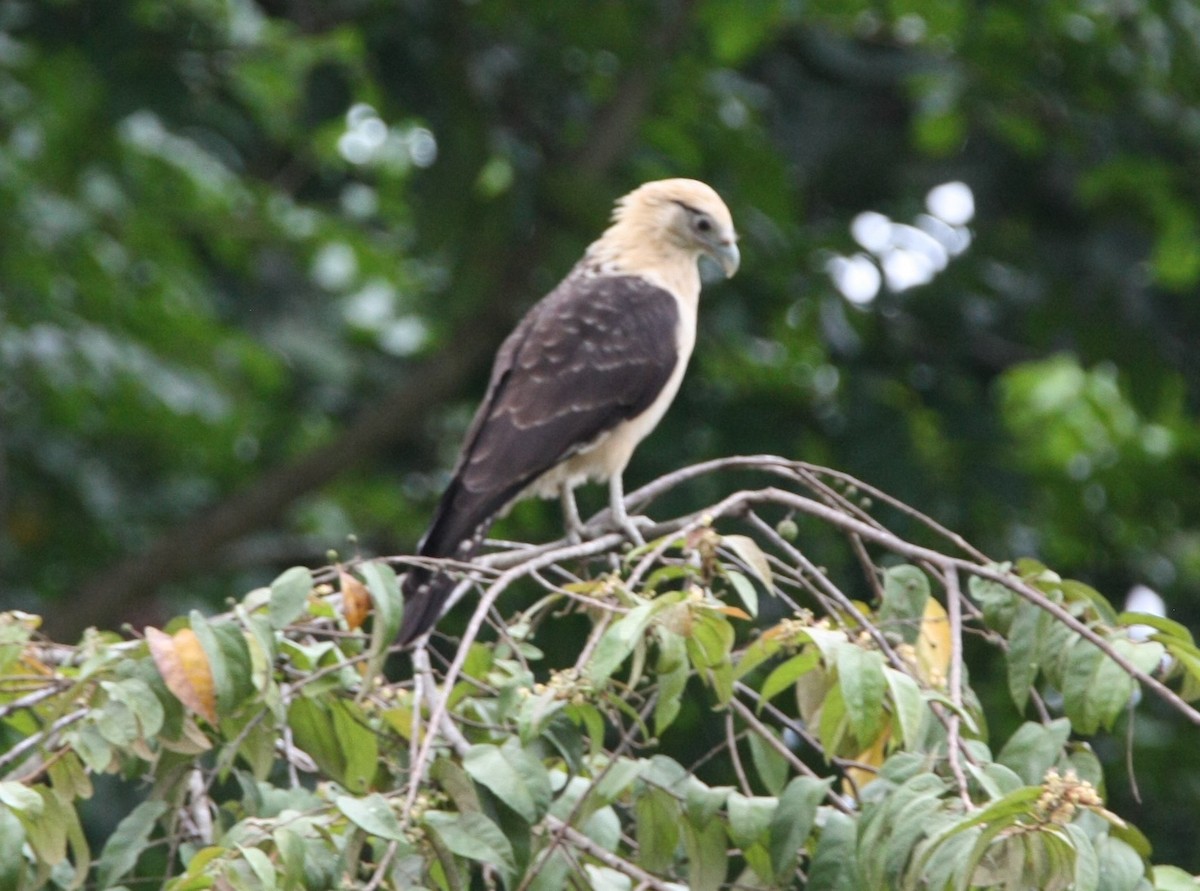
<box><xmin>397</xmin><ymin>178</ymin><xmax>739</xmax><ymax>645</ymax></box>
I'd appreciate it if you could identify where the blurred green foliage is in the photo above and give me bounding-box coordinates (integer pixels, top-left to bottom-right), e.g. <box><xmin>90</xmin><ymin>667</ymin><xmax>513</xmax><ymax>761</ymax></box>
<box><xmin>2</xmin><ymin>0</ymin><xmax>1199</xmax><ymax>870</ymax></box>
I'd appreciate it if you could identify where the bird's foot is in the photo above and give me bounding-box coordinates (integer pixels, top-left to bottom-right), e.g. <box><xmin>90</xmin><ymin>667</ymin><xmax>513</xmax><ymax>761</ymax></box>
<box><xmin>615</xmin><ymin>513</ymin><xmax>654</xmax><ymax>547</ymax></box>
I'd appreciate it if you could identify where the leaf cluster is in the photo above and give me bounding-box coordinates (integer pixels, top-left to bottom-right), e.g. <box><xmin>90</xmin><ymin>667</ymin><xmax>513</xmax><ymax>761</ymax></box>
<box><xmin>1</xmin><ymin>457</ymin><xmax>1198</xmax><ymax>889</ymax></box>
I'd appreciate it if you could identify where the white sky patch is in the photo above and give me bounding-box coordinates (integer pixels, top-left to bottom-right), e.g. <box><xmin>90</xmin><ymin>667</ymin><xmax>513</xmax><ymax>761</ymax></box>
<box><xmin>826</xmin><ymin>253</ymin><xmax>881</xmax><ymax>305</ymax></box>
<box><xmin>882</xmin><ymin>247</ymin><xmax>936</xmax><ymax>291</ymax></box>
<box><xmin>338</xmin><ymin>103</ymin><xmax>438</xmax><ymax>170</ymax></box>
<box><xmin>340</xmin><ymin>182</ymin><xmax>379</xmax><ymax>219</ymax></box>
<box><xmin>829</xmin><ymin>181</ymin><xmax>975</xmax><ymax>302</ymax></box>
<box><xmin>407</xmin><ymin>127</ymin><xmax>438</xmax><ymax>167</ymax></box>
<box><xmin>850</xmin><ymin>211</ymin><xmax>891</xmax><ymax>253</ymax></box>
<box><xmin>926</xmin><ymin>181</ymin><xmax>975</xmax><ymax>225</ymax></box>
<box><xmin>379</xmin><ymin>317</ymin><xmax>429</xmax><ymax>356</ymax></box>
<box><xmin>312</xmin><ymin>241</ymin><xmax>357</xmax><ymax>291</ymax></box>
<box><xmin>342</xmin><ymin>280</ymin><xmax>396</xmax><ymax>328</ymax></box>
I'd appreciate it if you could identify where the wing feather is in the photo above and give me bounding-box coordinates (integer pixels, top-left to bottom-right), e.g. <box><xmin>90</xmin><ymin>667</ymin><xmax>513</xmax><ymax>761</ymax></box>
<box><xmin>398</xmin><ymin>273</ymin><xmax>681</xmax><ymax>643</ymax></box>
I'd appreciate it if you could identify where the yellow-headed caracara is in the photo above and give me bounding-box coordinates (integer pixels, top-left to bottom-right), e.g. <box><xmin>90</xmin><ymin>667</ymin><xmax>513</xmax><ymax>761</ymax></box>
<box><xmin>398</xmin><ymin>179</ymin><xmax>739</xmax><ymax>645</ymax></box>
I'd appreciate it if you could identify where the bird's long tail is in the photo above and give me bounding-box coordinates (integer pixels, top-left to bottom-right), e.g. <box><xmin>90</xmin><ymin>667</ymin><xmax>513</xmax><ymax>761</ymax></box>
<box><xmin>397</xmin><ymin>479</ymin><xmax>505</xmax><ymax>646</ymax></box>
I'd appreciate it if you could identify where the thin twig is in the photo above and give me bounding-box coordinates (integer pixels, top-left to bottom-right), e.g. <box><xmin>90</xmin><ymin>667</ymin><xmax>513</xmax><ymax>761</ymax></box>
<box><xmin>728</xmin><ymin>694</ymin><xmax>853</xmax><ymax>815</ymax></box>
<box><xmin>718</xmin><ymin>487</ymin><xmax>1200</xmax><ymax>727</ymax></box>
<box><xmin>726</xmin><ymin>712</ymin><xmax>753</xmax><ymax>796</ymax></box>
<box><xmin>404</xmin><ymin>535</ymin><xmax>625</xmax><ymax>818</ymax></box>
<box><xmin>541</xmin><ymin>815</ymin><xmax>679</xmax><ymax>891</ymax></box>
<box><xmin>943</xmin><ymin>567</ymin><xmax>972</xmax><ymax>809</ymax></box>
<box><xmin>0</xmin><ymin>681</ymin><xmax>67</xmax><ymax>721</ymax></box>
<box><xmin>0</xmin><ymin>707</ymin><xmax>88</xmax><ymax>773</ymax></box>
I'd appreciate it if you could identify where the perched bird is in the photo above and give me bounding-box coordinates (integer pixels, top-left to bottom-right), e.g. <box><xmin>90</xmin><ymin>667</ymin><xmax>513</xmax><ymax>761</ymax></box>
<box><xmin>398</xmin><ymin>178</ymin><xmax>739</xmax><ymax>645</ymax></box>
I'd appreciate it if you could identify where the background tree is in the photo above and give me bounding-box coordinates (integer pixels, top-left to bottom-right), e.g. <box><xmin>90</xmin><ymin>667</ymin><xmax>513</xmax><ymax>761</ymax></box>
<box><xmin>2</xmin><ymin>0</ymin><xmax>1199</xmax><ymax>875</ymax></box>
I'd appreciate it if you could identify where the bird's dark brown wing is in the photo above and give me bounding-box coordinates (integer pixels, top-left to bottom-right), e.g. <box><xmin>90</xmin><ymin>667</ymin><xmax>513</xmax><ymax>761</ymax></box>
<box><xmin>398</xmin><ymin>273</ymin><xmax>681</xmax><ymax>644</ymax></box>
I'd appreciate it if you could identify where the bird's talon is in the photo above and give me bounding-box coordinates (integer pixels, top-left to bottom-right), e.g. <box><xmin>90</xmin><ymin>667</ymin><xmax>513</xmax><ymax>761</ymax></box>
<box><xmin>618</xmin><ymin>514</ymin><xmax>653</xmax><ymax>546</ymax></box>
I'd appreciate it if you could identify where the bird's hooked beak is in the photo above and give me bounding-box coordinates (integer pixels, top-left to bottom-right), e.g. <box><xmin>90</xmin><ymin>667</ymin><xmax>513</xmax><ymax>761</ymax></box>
<box><xmin>711</xmin><ymin>237</ymin><xmax>740</xmax><ymax>278</ymax></box>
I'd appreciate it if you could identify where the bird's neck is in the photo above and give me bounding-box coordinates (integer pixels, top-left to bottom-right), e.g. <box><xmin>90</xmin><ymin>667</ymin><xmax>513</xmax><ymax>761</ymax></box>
<box><xmin>581</xmin><ymin>230</ymin><xmax>702</xmax><ymax>308</ymax></box>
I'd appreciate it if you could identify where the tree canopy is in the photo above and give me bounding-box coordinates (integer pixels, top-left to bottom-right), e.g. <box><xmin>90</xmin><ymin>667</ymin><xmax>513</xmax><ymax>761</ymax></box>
<box><xmin>2</xmin><ymin>0</ymin><xmax>1200</xmax><ymax>884</ymax></box>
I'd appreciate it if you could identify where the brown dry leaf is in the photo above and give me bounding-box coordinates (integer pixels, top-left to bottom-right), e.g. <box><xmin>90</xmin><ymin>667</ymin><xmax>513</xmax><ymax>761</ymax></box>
<box><xmin>146</xmin><ymin>626</ymin><xmax>217</xmax><ymax>724</ymax></box>
<box><xmin>340</xmin><ymin>569</ymin><xmax>371</xmax><ymax>631</ymax></box>
<box><xmin>916</xmin><ymin>597</ymin><xmax>951</xmax><ymax>689</ymax></box>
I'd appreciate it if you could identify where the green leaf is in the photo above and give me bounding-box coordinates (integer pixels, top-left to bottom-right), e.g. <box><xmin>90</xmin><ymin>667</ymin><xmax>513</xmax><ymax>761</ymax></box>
<box><xmin>686</xmin><ymin>611</ymin><xmax>736</xmax><ymax>704</ymax></box>
<box><xmin>96</xmin><ymin>698</ymin><xmax>139</xmax><ymax>747</ymax></box>
<box><xmin>1093</xmin><ymin>835</ymin><xmax>1147</xmax><ymax>891</ymax></box>
<box><xmin>0</xmin><ymin>782</ymin><xmax>43</xmax><ymax>814</ymax></box>
<box><xmin>239</xmin><ymin>845</ymin><xmax>277</xmax><ymax>891</ymax></box>
<box><xmin>70</xmin><ymin>721</ymin><xmax>113</xmax><ymax>773</ymax></box>
<box><xmin>540</xmin><ymin>711</ymin><xmax>585</xmax><ymax>776</ymax></box>
<box><xmin>268</xmin><ymin>566</ymin><xmax>313</xmax><ymax>630</ymax></box>
<box><xmin>190</xmin><ymin>612</ymin><xmax>254</xmax><ymax>718</ymax></box>
<box><xmin>591</xmin><ymin>757</ymin><xmax>644</xmax><ymax>805</ymax></box>
<box><xmin>880</xmin><ymin>565</ymin><xmax>931</xmax><ymax>645</ymax></box>
<box><xmin>102</xmin><ymin>677</ymin><xmax>165</xmax><ymax>739</ymax></box>
<box><xmin>734</xmin><ymin>633</ymin><xmax>782</xmax><ymax>680</ymax></box>
<box><xmin>330</xmin><ymin>699</ymin><xmax>378</xmax><ymax>793</ymax></box>
<box><xmin>590</xmin><ymin>597</ymin><xmax>674</xmax><ymax>685</ymax></box>
<box><xmin>916</xmin><ymin>824</ymin><xmax>979</xmax><ymax>891</ymax></box>
<box><xmin>1068</xmin><ymin>823</ymin><xmax>1100</xmax><ymax>891</ymax></box>
<box><xmin>835</xmin><ymin>643</ymin><xmax>886</xmax><ymax>745</ymax></box>
<box><xmin>96</xmin><ymin>800</ymin><xmax>168</xmax><ymax>889</ymax></box>
<box><xmin>969</xmin><ymin>566</ymin><xmax>1017</xmax><ymax>632</ymax></box>
<box><xmin>1062</xmin><ymin>639</ymin><xmax>1134</xmax><ymax>734</ymax></box>
<box><xmin>1118</xmin><ymin>612</ymin><xmax>1194</xmax><ymax>646</ymax></box>
<box><xmin>807</xmin><ymin>809</ymin><xmax>857</xmax><ymax>889</ymax></box>
<box><xmin>932</xmin><ymin>784</ymin><xmax>1043</xmax><ymax>841</ymax></box>
<box><xmin>336</xmin><ymin>793</ymin><xmax>408</xmax><ymax>842</ymax></box>
<box><xmin>883</xmin><ymin>667</ymin><xmax>926</xmax><ymax>749</ymax></box>
<box><xmin>726</xmin><ymin>793</ymin><xmax>775</xmax><ymax>848</ymax></box>
<box><xmin>0</xmin><ymin>807</ymin><xmax>26</xmax><ymax>891</ymax></box>
<box><xmin>1006</xmin><ymin>599</ymin><xmax>1041</xmax><ymax>712</ymax></box>
<box><xmin>20</xmin><ymin>787</ymin><xmax>70</xmax><ymax>869</ymax></box>
<box><xmin>1152</xmin><ymin>865</ymin><xmax>1200</xmax><ymax>890</ymax></box>
<box><xmin>681</xmin><ymin>815</ymin><xmax>727</xmax><ymax>891</ymax></box>
<box><xmin>582</xmin><ymin>865</ymin><xmax>634</xmax><ymax>891</ymax></box>
<box><xmin>1059</xmin><ymin>579</ymin><xmax>1119</xmax><ymax>625</ymax></box>
<box><xmin>721</xmin><ymin>534</ymin><xmax>774</xmax><ymax>592</ymax></box>
<box><xmin>1109</xmin><ymin>820</ymin><xmax>1153</xmax><ymax>860</ymax></box>
<box><xmin>726</xmin><ymin>570</ymin><xmax>759</xmax><ymax>618</ymax></box>
<box><xmin>768</xmin><ymin>776</ymin><xmax>829</xmax><ymax>881</ymax></box>
<box><xmin>634</xmin><ymin>787</ymin><xmax>679</xmax><ymax>873</ymax></box>
<box><xmin>654</xmin><ymin>631</ymin><xmax>689</xmax><ymax>736</ymax></box>
<box><xmin>463</xmin><ymin>738</ymin><xmax>552</xmax><ymax>823</ymax></box>
<box><xmin>997</xmin><ymin>719</ymin><xmax>1071</xmax><ymax>785</ymax></box>
<box><xmin>684</xmin><ymin>778</ymin><xmax>731</xmax><ymax>827</ymax></box>
<box><xmin>286</xmin><ymin>698</ymin><xmax>344</xmax><ymax>783</ymax></box>
<box><xmin>424</xmin><ymin>810</ymin><xmax>516</xmax><ymax>878</ymax></box>
<box><xmin>272</xmin><ymin>828</ymin><xmax>307</xmax><ymax>891</ymax></box>
<box><xmin>1166</xmin><ymin>641</ymin><xmax>1200</xmax><ymax>701</ymax></box>
<box><xmin>360</xmin><ymin>562</ymin><xmax>403</xmax><ymax>680</ymax></box>
<box><xmin>565</xmin><ymin>702</ymin><xmax>607</xmax><ymax>755</ymax></box>
<box><xmin>747</xmin><ymin>727</ymin><xmax>789</xmax><ymax>795</ymax></box>
<box><xmin>759</xmin><ymin>648</ymin><xmax>819</xmax><ymax>704</ymax></box>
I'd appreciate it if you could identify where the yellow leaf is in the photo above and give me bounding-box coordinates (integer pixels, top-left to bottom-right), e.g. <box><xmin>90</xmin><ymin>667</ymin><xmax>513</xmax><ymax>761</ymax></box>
<box><xmin>340</xmin><ymin>569</ymin><xmax>371</xmax><ymax>631</ymax></box>
<box><xmin>916</xmin><ymin>598</ymin><xmax>951</xmax><ymax>688</ymax></box>
<box><xmin>715</xmin><ymin>606</ymin><xmax>752</xmax><ymax>621</ymax></box>
<box><xmin>147</xmin><ymin>626</ymin><xmax>217</xmax><ymax>724</ymax></box>
<box><xmin>844</xmin><ymin>719</ymin><xmax>890</xmax><ymax>796</ymax></box>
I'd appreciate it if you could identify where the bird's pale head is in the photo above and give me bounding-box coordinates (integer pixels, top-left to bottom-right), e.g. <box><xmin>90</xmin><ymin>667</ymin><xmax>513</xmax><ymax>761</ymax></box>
<box><xmin>602</xmin><ymin>178</ymin><xmax>740</xmax><ymax>279</ymax></box>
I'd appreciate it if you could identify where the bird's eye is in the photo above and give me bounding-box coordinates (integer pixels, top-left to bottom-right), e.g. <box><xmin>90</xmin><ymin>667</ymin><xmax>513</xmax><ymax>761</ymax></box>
<box><xmin>694</xmin><ymin>215</ymin><xmax>712</xmax><ymax>233</ymax></box>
